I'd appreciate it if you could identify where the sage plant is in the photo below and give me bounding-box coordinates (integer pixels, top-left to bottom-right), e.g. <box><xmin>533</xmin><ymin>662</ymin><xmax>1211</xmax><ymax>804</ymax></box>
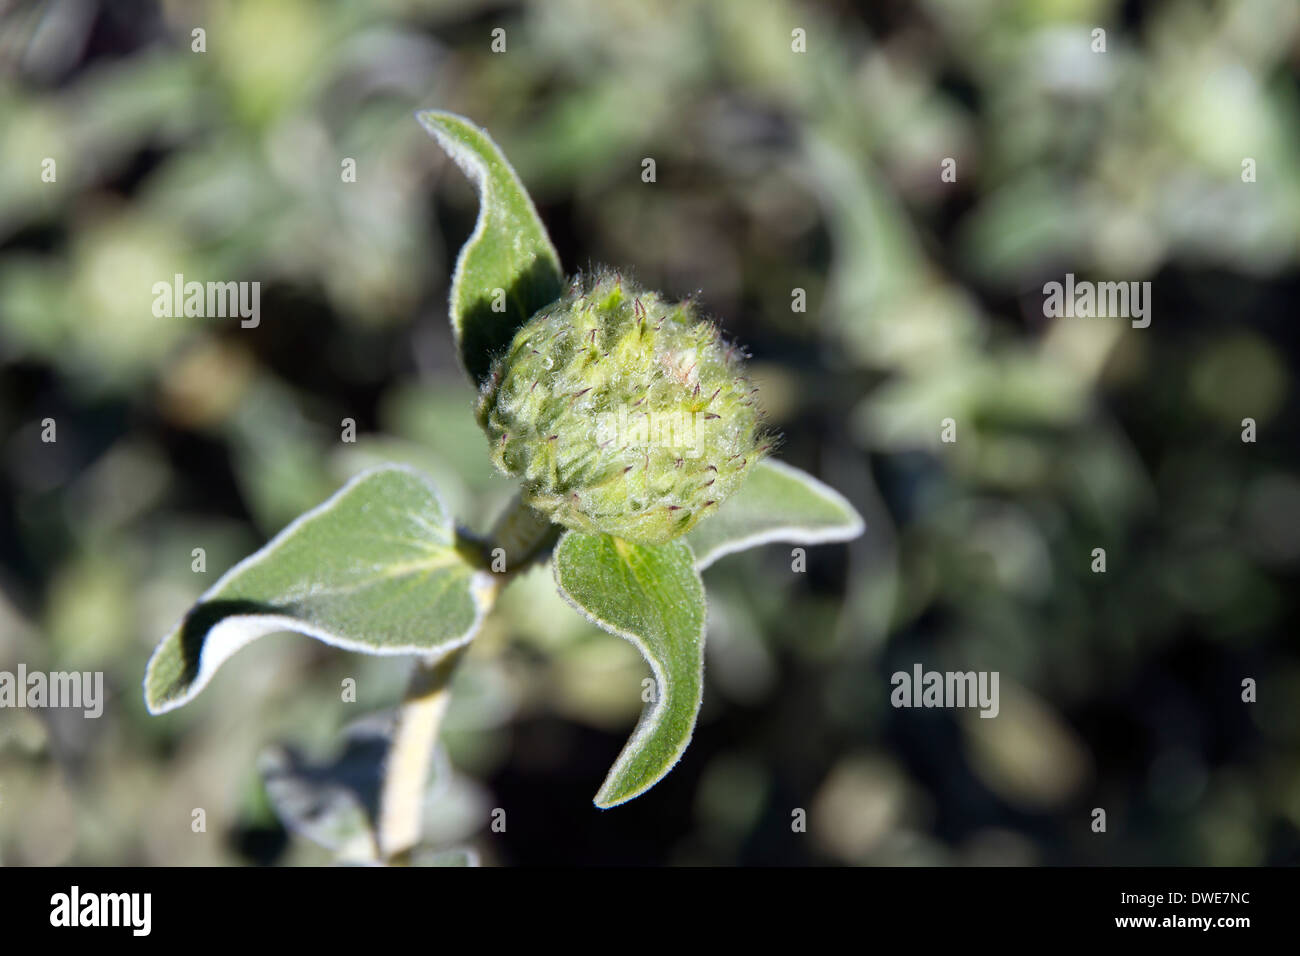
<box><xmin>143</xmin><ymin>112</ymin><xmax>863</xmax><ymax>863</ymax></box>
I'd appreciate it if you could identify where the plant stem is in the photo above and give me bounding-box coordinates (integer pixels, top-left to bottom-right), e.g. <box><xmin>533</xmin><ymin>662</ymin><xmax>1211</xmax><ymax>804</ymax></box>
<box><xmin>377</xmin><ymin>646</ymin><xmax>465</xmax><ymax>861</ymax></box>
<box><xmin>486</xmin><ymin>493</ymin><xmax>562</xmax><ymax>577</ymax></box>
<box><xmin>375</xmin><ymin>495</ymin><xmax>558</xmax><ymax>862</ymax></box>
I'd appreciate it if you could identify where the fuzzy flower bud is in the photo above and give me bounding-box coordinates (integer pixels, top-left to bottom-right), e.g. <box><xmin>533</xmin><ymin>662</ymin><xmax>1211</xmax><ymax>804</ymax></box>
<box><xmin>476</xmin><ymin>270</ymin><xmax>772</xmax><ymax>545</ymax></box>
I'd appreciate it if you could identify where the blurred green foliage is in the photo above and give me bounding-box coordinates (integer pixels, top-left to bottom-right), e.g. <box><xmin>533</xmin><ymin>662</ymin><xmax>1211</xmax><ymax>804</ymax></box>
<box><xmin>1</xmin><ymin>0</ymin><xmax>1298</xmax><ymax>865</ymax></box>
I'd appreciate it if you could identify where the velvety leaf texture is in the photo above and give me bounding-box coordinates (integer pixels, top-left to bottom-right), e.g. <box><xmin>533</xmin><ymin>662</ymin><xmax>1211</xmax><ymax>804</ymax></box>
<box><xmin>552</xmin><ymin>531</ymin><xmax>707</xmax><ymax>807</ymax></box>
<box><xmin>144</xmin><ymin>466</ymin><xmax>488</xmax><ymax>714</ymax></box>
<box><xmin>417</xmin><ymin>110</ymin><xmax>564</xmax><ymax>383</ymax></box>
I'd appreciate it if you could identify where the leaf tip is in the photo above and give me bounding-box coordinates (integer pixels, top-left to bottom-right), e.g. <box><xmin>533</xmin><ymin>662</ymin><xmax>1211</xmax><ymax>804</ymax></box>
<box><xmin>141</xmin><ymin>640</ymin><xmax>175</xmax><ymax>716</ymax></box>
<box><xmin>414</xmin><ymin>108</ymin><xmax>454</xmax><ymax>135</ymax></box>
<box><xmin>592</xmin><ymin>779</ymin><xmax>641</xmax><ymax>810</ymax></box>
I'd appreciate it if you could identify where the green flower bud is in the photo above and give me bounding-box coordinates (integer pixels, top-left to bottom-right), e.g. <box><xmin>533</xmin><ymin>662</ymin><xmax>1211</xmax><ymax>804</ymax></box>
<box><xmin>476</xmin><ymin>270</ymin><xmax>772</xmax><ymax>545</ymax></box>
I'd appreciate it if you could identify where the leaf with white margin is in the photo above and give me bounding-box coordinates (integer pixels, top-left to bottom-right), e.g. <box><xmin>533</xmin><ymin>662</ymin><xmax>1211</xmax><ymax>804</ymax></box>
<box><xmin>144</xmin><ymin>465</ymin><xmax>489</xmax><ymax>715</ymax></box>
<box><xmin>684</xmin><ymin>458</ymin><xmax>865</xmax><ymax>570</ymax></box>
<box><xmin>417</xmin><ymin>110</ymin><xmax>564</xmax><ymax>384</ymax></box>
<box><xmin>552</xmin><ymin>532</ymin><xmax>706</xmax><ymax>808</ymax></box>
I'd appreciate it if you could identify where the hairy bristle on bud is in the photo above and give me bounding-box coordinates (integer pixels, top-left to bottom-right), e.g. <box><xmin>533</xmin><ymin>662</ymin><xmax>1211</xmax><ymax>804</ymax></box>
<box><xmin>475</xmin><ymin>269</ymin><xmax>773</xmax><ymax>545</ymax></box>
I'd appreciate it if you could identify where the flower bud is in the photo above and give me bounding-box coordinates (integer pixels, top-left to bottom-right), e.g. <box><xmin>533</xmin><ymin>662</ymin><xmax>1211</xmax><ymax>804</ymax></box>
<box><xmin>476</xmin><ymin>270</ymin><xmax>771</xmax><ymax>545</ymax></box>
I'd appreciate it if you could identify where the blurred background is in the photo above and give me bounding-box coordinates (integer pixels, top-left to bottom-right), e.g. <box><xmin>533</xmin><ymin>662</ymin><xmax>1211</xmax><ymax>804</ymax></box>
<box><xmin>1</xmin><ymin>0</ymin><xmax>1298</xmax><ymax>866</ymax></box>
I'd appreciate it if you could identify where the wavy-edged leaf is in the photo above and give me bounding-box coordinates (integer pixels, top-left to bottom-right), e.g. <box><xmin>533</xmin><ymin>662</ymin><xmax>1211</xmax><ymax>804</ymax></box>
<box><xmin>684</xmin><ymin>459</ymin><xmax>864</xmax><ymax>570</ymax></box>
<box><xmin>144</xmin><ymin>465</ymin><xmax>489</xmax><ymax>714</ymax></box>
<box><xmin>417</xmin><ymin>110</ymin><xmax>564</xmax><ymax>384</ymax></box>
<box><xmin>552</xmin><ymin>532</ymin><xmax>706</xmax><ymax>808</ymax></box>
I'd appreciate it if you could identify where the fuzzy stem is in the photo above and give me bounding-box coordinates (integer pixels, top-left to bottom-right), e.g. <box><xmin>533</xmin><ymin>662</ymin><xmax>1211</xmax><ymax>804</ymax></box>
<box><xmin>376</xmin><ymin>647</ymin><xmax>464</xmax><ymax>861</ymax></box>
<box><xmin>487</xmin><ymin>493</ymin><xmax>562</xmax><ymax>575</ymax></box>
<box><xmin>375</xmin><ymin>495</ymin><xmax>558</xmax><ymax>862</ymax></box>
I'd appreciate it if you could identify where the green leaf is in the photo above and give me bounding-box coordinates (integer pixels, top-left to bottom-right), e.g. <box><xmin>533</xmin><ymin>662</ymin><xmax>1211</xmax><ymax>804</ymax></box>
<box><xmin>552</xmin><ymin>532</ymin><xmax>706</xmax><ymax>808</ymax></box>
<box><xmin>144</xmin><ymin>465</ymin><xmax>489</xmax><ymax>714</ymax></box>
<box><xmin>260</xmin><ymin>714</ymin><xmax>478</xmax><ymax>865</ymax></box>
<box><xmin>259</xmin><ymin>717</ymin><xmax>391</xmax><ymax>863</ymax></box>
<box><xmin>417</xmin><ymin>110</ymin><xmax>564</xmax><ymax>384</ymax></box>
<box><xmin>684</xmin><ymin>459</ymin><xmax>865</xmax><ymax>570</ymax></box>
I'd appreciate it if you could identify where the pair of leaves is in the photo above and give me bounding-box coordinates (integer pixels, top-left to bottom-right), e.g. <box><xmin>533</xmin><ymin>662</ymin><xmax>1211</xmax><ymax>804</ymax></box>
<box><xmin>145</xmin><ymin>112</ymin><xmax>864</xmax><ymax>811</ymax></box>
<box><xmin>145</xmin><ymin>458</ymin><xmax>862</xmax><ymax>806</ymax></box>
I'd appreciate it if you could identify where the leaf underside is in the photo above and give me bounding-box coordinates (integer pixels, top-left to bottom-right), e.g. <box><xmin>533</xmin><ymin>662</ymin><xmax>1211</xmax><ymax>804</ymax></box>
<box><xmin>417</xmin><ymin>110</ymin><xmax>564</xmax><ymax>384</ymax></box>
<box><xmin>552</xmin><ymin>531</ymin><xmax>707</xmax><ymax>808</ymax></box>
<box><xmin>144</xmin><ymin>465</ymin><xmax>486</xmax><ymax>714</ymax></box>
